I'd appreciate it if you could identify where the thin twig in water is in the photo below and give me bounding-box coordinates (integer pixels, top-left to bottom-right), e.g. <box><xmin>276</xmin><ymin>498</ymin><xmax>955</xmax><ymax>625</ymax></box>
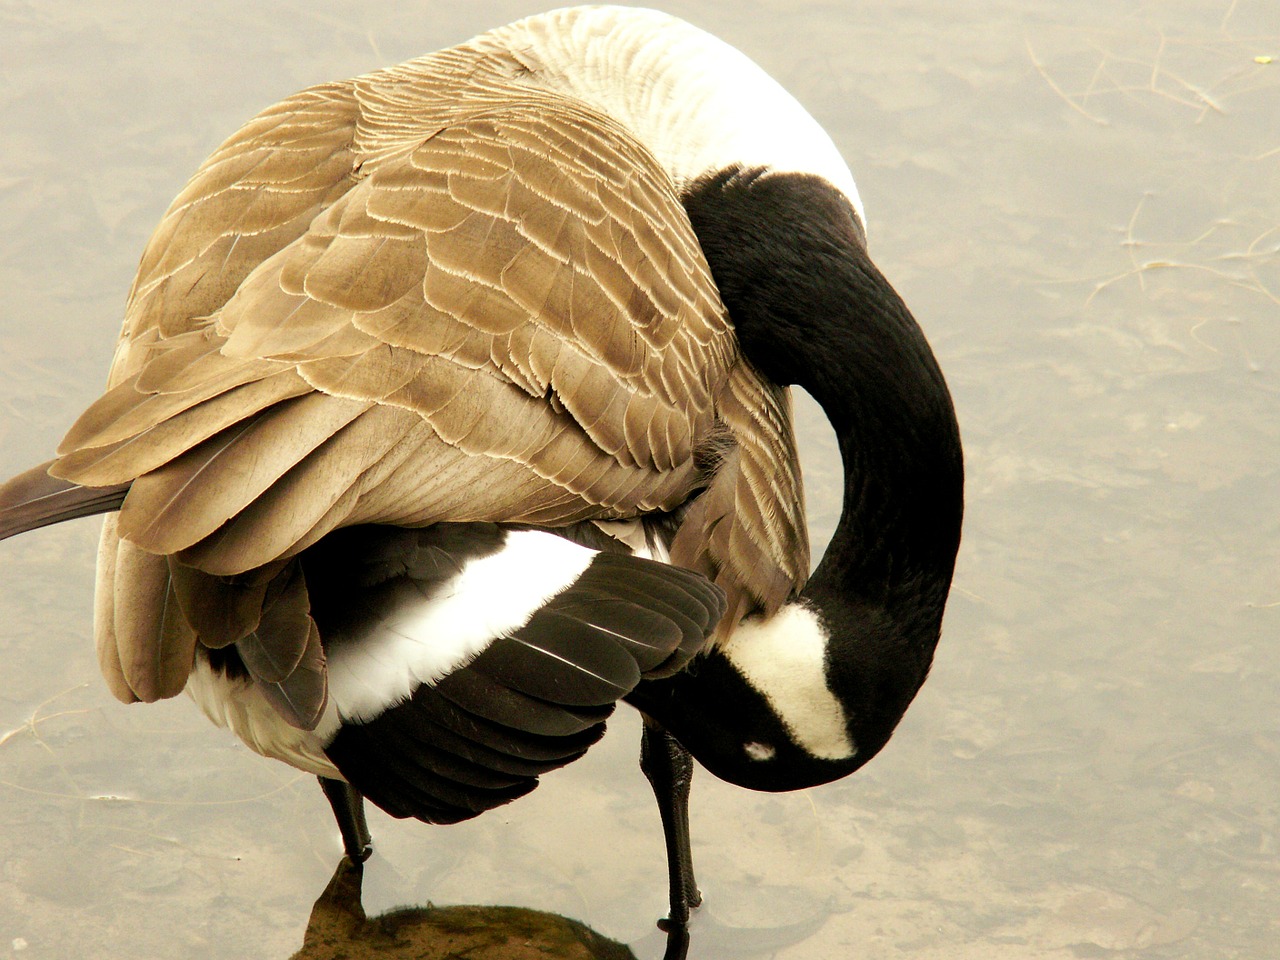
<box><xmin>1220</xmin><ymin>0</ymin><xmax>1239</xmax><ymax>33</ymax></box>
<box><xmin>1149</xmin><ymin>29</ymin><xmax>1167</xmax><ymax>92</ymax></box>
<box><xmin>1085</xmin><ymin>260</ymin><xmax>1252</xmax><ymax>307</ymax></box>
<box><xmin>1080</xmin><ymin>53</ymin><xmax>1111</xmax><ymax>109</ymax></box>
<box><xmin>1121</xmin><ymin>194</ymin><xmax>1151</xmax><ymax>292</ymax></box>
<box><xmin>0</xmin><ymin>772</ymin><xmax>308</xmax><ymax>806</ymax></box>
<box><xmin>0</xmin><ymin>683</ymin><xmax>91</xmax><ymax>750</ymax></box>
<box><xmin>952</xmin><ymin>583</ymin><xmax>994</xmax><ymax>606</ymax></box>
<box><xmin>1025</xmin><ymin>38</ymin><xmax>1109</xmax><ymax>125</ymax></box>
<box><xmin>1243</xmin><ymin>225</ymin><xmax>1280</xmax><ymax>306</ymax></box>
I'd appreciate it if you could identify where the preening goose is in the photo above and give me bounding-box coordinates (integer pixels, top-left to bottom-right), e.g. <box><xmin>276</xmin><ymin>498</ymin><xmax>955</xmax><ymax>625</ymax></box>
<box><xmin>0</xmin><ymin>4</ymin><xmax>963</xmax><ymax>929</ymax></box>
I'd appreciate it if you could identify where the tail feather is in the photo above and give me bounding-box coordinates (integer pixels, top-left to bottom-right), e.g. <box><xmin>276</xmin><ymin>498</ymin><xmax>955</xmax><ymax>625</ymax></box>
<box><xmin>0</xmin><ymin>460</ymin><xmax>129</xmax><ymax>541</ymax></box>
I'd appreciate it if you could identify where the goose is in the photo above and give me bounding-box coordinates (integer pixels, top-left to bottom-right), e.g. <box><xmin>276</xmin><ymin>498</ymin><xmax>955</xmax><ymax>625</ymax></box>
<box><xmin>0</xmin><ymin>5</ymin><xmax>963</xmax><ymax>928</ymax></box>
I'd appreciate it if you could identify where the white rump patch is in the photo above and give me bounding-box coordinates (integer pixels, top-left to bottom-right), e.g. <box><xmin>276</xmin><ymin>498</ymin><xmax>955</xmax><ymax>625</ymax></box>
<box><xmin>722</xmin><ymin>603</ymin><xmax>856</xmax><ymax>761</ymax></box>
<box><xmin>322</xmin><ymin>529</ymin><xmax>598</xmax><ymax>729</ymax></box>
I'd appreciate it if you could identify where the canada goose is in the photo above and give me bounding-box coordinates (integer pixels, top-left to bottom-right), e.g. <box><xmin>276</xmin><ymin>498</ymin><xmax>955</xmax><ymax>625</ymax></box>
<box><xmin>0</xmin><ymin>4</ymin><xmax>962</xmax><ymax>930</ymax></box>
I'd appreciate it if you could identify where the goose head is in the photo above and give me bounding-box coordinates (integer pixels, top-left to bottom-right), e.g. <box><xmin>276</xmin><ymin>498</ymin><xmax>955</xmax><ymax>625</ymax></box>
<box><xmin>633</xmin><ymin>167</ymin><xmax>964</xmax><ymax>794</ymax></box>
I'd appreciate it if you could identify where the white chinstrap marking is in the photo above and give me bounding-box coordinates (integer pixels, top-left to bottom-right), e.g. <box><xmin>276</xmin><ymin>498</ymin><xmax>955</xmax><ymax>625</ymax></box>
<box><xmin>322</xmin><ymin>529</ymin><xmax>598</xmax><ymax>728</ymax></box>
<box><xmin>483</xmin><ymin>6</ymin><xmax>865</xmax><ymax>223</ymax></box>
<box><xmin>722</xmin><ymin>602</ymin><xmax>856</xmax><ymax>761</ymax></box>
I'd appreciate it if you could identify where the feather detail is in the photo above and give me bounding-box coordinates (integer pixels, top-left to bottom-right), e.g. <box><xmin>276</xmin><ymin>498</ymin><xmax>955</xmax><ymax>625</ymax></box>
<box><xmin>93</xmin><ymin>517</ymin><xmax>139</xmax><ymax>704</ymax></box>
<box><xmin>255</xmin><ymin>618</ymin><xmax>328</xmax><ymax>731</ymax></box>
<box><xmin>120</xmin><ymin>85</ymin><xmax>361</xmax><ymax>368</ymax></box>
<box><xmin>0</xmin><ymin>460</ymin><xmax>128</xmax><ymax>541</ymax></box>
<box><xmin>173</xmin><ymin>403</ymin><xmax>420</xmax><ymax>574</ymax></box>
<box><xmin>309</xmin><ymin>523</ymin><xmax>724</xmax><ymax>823</ymax></box>
<box><xmin>111</xmin><ymin>540</ymin><xmax>195</xmax><ymax>701</ymax></box>
<box><xmin>167</xmin><ymin>560</ymin><xmax>283</xmax><ymax>649</ymax></box>
<box><xmin>54</xmin><ymin>370</ymin><xmax>312</xmax><ymax>485</ymax></box>
<box><xmin>234</xmin><ymin>560</ymin><xmax>312</xmax><ymax>684</ymax></box>
<box><xmin>468</xmin><ymin>617</ymin><xmax>640</xmax><ymax>708</ymax></box>
<box><xmin>114</xmin><ymin>394</ymin><xmax>370</xmax><ymax>560</ymax></box>
<box><xmin>669</xmin><ymin>368</ymin><xmax>808</xmax><ymax>631</ymax></box>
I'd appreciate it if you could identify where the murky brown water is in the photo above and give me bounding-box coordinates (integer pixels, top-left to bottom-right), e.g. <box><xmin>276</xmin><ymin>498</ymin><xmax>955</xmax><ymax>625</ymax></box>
<box><xmin>2</xmin><ymin>1</ymin><xmax>1276</xmax><ymax>958</ymax></box>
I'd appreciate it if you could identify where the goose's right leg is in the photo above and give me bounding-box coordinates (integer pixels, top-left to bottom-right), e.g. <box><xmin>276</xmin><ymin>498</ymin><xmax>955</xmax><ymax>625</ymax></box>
<box><xmin>640</xmin><ymin>719</ymin><xmax>701</xmax><ymax>927</ymax></box>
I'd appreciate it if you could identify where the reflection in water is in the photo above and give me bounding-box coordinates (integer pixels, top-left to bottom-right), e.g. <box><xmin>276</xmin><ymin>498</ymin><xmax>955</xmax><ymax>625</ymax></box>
<box><xmin>292</xmin><ymin>859</ymin><xmax>829</xmax><ymax>960</ymax></box>
<box><xmin>293</xmin><ymin>859</ymin><xmax>639</xmax><ymax>960</ymax></box>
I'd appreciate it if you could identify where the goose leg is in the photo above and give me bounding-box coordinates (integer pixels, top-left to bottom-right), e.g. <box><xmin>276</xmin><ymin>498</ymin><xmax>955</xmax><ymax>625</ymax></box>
<box><xmin>640</xmin><ymin>719</ymin><xmax>701</xmax><ymax>926</ymax></box>
<box><xmin>318</xmin><ymin>776</ymin><xmax>372</xmax><ymax>862</ymax></box>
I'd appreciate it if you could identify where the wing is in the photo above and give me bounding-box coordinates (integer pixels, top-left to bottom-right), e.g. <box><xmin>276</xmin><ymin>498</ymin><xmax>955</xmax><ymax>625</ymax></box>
<box><xmin>109</xmin><ymin>81</ymin><xmax>364</xmax><ymax>384</ymax></box>
<box><xmin>56</xmin><ymin>93</ymin><xmax>731</xmax><ymax>568</ymax></box>
<box><xmin>36</xmin><ymin>53</ymin><xmax>805</xmax><ymax>707</ymax></box>
<box><xmin>316</xmin><ymin>526</ymin><xmax>725</xmax><ymax>823</ymax></box>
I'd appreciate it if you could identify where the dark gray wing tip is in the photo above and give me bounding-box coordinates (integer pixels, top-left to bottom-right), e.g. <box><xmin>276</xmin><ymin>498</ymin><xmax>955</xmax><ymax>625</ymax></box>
<box><xmin>0</xmin><ymin>460</ymin><xmax>128</xmax><ymax>542</ymax></box>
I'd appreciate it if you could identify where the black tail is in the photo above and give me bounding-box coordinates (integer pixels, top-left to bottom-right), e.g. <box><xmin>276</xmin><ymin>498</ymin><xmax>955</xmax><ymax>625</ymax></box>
<box><xmin>0</xmin><ymin>459</ymin><xmax>129</xmax><ymax>541</ymax></box>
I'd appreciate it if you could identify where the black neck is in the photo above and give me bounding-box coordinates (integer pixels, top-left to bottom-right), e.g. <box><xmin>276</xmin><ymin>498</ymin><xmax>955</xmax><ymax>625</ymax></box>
<box><xmin>683</xmin><ymin>167</ymin><xmax>964</xmax><ymax>756</ymax></box>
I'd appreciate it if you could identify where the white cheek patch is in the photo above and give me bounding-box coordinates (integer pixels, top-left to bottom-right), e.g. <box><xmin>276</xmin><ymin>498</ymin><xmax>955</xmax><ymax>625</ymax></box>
<box><xmin>324</xmin><ymin>529</ymin><xmax>598</xmax><ymax>726</ymax></box>
<box><xmin>722</xmin><ymin>603</ymin><xmax>857</xmax><ymax>761</ymax></box>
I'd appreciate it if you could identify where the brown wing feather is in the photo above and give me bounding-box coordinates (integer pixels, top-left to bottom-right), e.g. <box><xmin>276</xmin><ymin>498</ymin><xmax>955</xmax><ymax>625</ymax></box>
<box><xmin>93</xmin><ymin>518</ymin><xmax>138</xmax><ymax>704</ymax></box>
<box><xmin>109</xmin><ymin>535</ymin><xmax>196</xmax><ymax>701</ymax></box>
<box><xmin>46</xmin><ymin>48</ymin><xmax>804</xmax><ymax>718</ymax></box>
<box><xmin>60</xmin><ymin>98</ymin><xmax>734</xmax><ymax>561</ymax></box>
<box><xmin>115</xmin><ymin>84</ymin><xmax>363</xmax><ymax>378</ymax></box>
<box><xmin>167</xmin><ymin>559</ymin><xmax>284</xmax><ymax>649</ymax></box>
<box><xmin>670</xmin><ymin>367</ymin><xmax>810</xmax><ymax>627</ymax></box>
<box><xmin>54</xmin><ymin>368</ymin><xmax>312</xmax><ymax>484</ymax></box>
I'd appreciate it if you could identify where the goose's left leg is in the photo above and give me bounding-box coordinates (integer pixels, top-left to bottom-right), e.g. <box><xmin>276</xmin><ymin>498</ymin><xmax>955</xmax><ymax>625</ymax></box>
<box><xmin>318</xmin><ymin>776</ymin><xmax>372</xmax><ymax>862</ymax></box>
<box><xmin>640</xmin><ymin>719</ymin><xmax>701</xmax><ymax>927</ymax></box>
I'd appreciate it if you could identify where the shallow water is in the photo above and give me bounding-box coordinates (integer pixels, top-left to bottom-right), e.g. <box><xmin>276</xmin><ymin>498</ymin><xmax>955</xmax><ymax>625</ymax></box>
<box><xmin>1</xmin><ymin>1</ymin><xmax>1277</xmax><ymax>958</ymax></box>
